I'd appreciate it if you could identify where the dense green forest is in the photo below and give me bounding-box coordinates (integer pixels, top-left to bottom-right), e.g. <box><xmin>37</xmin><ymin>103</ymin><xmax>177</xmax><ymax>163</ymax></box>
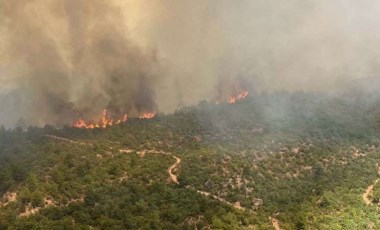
<box><xmin>0</xmin><ymin>89</ymin><xmax>379</xmax><ymax>229</ymax></box>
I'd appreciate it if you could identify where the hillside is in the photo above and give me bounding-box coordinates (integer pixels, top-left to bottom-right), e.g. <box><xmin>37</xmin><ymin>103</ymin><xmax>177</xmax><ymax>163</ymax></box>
<box><xmin>0</xmin><ymin>90</ymin><xmax>380</xmax><ymax>229</ymax></box>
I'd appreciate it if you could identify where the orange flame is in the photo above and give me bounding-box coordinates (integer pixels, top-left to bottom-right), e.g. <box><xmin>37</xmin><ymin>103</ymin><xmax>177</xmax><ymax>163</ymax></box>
<box><xmin>73</xmin><ymin>109</ymin><xmax>128</xmax><ymax>129</ymax></box>
<box><xmin>115</xmin><ymin>114</ymin><xmax>128</xmax><ymax>125</ymax></box>
<box><xmin>73</xmin><ymin>110</ymin><xmax>156</xmax><ymax>129</ymax></box>
<box><xmin>139</xmin><ymin>112</ymin><xmax>156</xmax><ymax>119</ymax></box>
<box><xmin>73</xmin><ymin>119</ymin><xmax>88</xmax><ymax>129</ymax></box>
<box><xmin>228</xmin><ymin>90</ymin><xmax>249</xmax><ymax>104</ymax></box>
<box><xmin>73</xmin><ymin>90</ymin><xmax>247</xmax><ymax>129</ymax></box>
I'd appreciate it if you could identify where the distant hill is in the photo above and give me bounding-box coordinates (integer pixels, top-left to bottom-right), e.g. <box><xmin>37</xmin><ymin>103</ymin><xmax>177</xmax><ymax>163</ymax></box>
<box><xmin>346</xmin><ymin>76</ymin><xmax>380</xmax><ymax>94</ymax></box>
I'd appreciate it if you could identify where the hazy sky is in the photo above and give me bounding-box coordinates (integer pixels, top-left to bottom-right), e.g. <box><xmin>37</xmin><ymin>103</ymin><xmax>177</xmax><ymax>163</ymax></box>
<box><xmin>0</xmin><ymin>0</ymin><xmax>379</xmax><ymax>127</ymax></box>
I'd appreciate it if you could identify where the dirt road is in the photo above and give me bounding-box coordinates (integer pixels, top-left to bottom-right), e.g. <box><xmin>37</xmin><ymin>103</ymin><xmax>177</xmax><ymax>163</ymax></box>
<box><xmin>168</xmin><ymin>156</ymin><xmax>181</xmax><ymax>184</ymax></box>
<box><xmin>196</xmin><ymin>190</ymin><xmax>246</xmax><ymax>211</ymax></box>
<box><xmin>45</xmin><ymin>135</ymin><xmax>88</xmax><ymax>145</ymax></box>
<box><xmin>363</xmin><ymin>179</ymin><xmax>379</xmax><ymax>205</ymax></box>
<box><xmin>270</xmin><ymin>217</ymin><xmax>282</xmax><ymax>230</ymax></box>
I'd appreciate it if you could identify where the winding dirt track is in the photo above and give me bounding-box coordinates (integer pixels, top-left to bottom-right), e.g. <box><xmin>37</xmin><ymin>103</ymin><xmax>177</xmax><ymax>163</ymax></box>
<box><xmin>45</xmin><ymin>135</ymin><xmax>89</xmax><ymax>145</ymax></box>
<box><xmin>196</xmin><ymin>190</ymin><xmax>246</xmax><ymax>211</ymax></box>
<box><xmin>363</xmin><ymin>179</ymin><xmax>379</xmax><ymax>205</ymax></box>
<box><xmin>168</xmin><ymin>156</ymin><xmax>181</xmax><ymax>184</ymax></box>
<box><xmin>197</xmin><ymin>189</ymin><xmax>281</xmax><ymax>229</ymax></box>
<box><xmin>270</xmin><ymin>217</ymin><xmax>282</xmax><ymax>230</ymax></box>
<box><xmin>167</xmin><ymin>156</ymin><xmax>281</xmax><ymax>229</ymax></box>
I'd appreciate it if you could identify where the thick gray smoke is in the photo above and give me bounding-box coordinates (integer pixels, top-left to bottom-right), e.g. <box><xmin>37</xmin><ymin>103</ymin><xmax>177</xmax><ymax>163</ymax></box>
<box><xmin>0</xmin><ymin>0</ymin><xmax>379</xmax><ymax>127</ymax></box>
<box><xmin>0</xmin><ymin>0</ymin><xmax>160</xmax><ymax>127</ymax></box>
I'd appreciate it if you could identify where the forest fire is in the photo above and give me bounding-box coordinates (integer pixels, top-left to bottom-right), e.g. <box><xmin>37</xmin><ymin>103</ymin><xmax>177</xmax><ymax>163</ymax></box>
<box><xmin>139</xmin><ymin>112</ymin><xmax>156</xmax><ymax>119</ymax></box>
<box><xmin>73</xmin><ymin>109</ymin><xmax>128</xmax><ymax>129</ymax></box>
<box><xmin>215</xmin><ymin>90</ymin><xmax>249</xmax><ymax>104</ymax></box>
<box><xmin>228</xmin><ymin>90</ymin><xmax>249</xmax><ymax>104</ymax></box>
<box><xmin>73</xmin><ymin>110</ymin><xmax>157</xmax><ymax>129</ymax></box>
<box><xmin>73</xmin><ymin>90</ymin><xmax>247</xmax><ymax>129</ymax></box>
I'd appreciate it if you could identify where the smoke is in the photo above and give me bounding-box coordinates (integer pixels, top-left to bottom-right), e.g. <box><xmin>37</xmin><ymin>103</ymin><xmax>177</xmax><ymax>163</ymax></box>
<box><xmin>0</xmin><ymin>0</ymin><xmax>380</xmax><ymax>127</ymax></box>
<box><xmin>0</xmin><ymin>0</ymin><xmax>160</xmax><ymax>126</ymax></box>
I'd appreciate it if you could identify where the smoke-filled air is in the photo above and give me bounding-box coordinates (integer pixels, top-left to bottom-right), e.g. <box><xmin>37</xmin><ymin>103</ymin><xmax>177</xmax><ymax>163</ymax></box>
<box><xmin>1</xmin><ymin>0</ymin><xmax>380</xmax><ymax>127</ymax></box>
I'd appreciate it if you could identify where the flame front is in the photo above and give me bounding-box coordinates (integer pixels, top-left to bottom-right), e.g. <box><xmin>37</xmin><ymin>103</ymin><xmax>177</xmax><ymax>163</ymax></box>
<box><xmin>139</xmin><ymin>112</ymin><xmax>156</xmax><ymax>119</ymax></box>
<box><xmin>73</xmin><ymin>110</ymin><xmax>156</xmax><ymax>129</ymax></box>
<box><xmin>73</xmin><ymin>90</ymin><xmax>248</xmax><ymax>129</ymax></box>
<box><xmin>228</xmin><ymin>90</ymin><xmax>249</xmax><ymax>104</ymax></box>
<box><xmin>73</xmin><ymin>109</ymin><xmax>129</xmax><ymax>129</ymax></box>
